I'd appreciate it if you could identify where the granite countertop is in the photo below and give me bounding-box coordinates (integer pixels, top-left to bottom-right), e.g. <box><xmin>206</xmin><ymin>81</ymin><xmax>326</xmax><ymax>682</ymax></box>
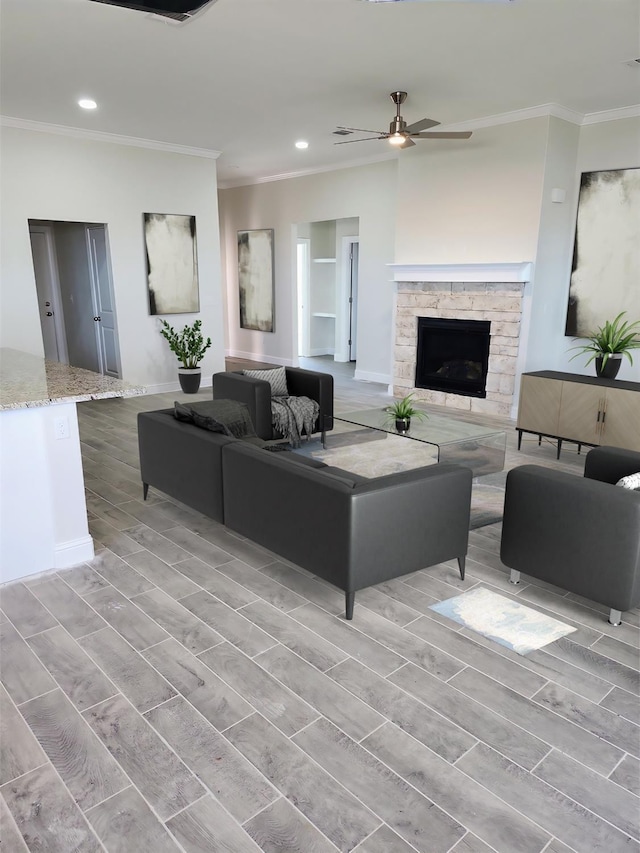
<box><xmin>0</xmin><ymin>348</ymin><xmax>145</xmax><ymax>410</ymax></box>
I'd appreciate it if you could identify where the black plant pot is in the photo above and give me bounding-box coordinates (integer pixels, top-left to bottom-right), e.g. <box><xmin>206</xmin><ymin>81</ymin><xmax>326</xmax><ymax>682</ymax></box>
<box><xmin>178</xmin><ymin>368</ymin><xmax>202</xmax><ymax>394</ymax></box>
<box><xmin>595</xmin><ymin>355</ymin><xmax>622</xmax><ymax>380</ymax></box>
<box><xmin>395</xmin><ymin>417</ymin><xmax>410</xmax><ymax>433</ymax></box>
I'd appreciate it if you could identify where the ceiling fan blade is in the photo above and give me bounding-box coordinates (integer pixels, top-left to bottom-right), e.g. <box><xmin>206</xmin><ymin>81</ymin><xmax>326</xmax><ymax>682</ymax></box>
<box><xmin>334</xmin><ymin>136</ymin><xmax>387</xmax><ymax>145</ymax></box>
<box><xmin>403</xmin><ymin>117</ymin><xmax>440</xmax><ymax>134</ymax></box>
<box><xmin>336</xmin><ymin>126</ymin><xmax>387</xmax><ymax>135</ymax></box>
<box><xmin>412</xmin><ymin>131</ymin><xmax>473</xmax><ymax>140</ymax></box>
<box><xmin>399</xmin><ymin>137</ymin><xmax>416</xmax><ymax>148</ymax></box>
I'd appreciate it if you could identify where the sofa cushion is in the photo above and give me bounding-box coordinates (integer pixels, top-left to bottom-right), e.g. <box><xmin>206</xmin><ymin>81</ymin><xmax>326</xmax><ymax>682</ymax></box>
<box><xmin>243</xmin><ymin>366</ymin><xmax>288</xmax><ymax>397</ymax></box>
<box><xmin>174</xmin><ymin>400</ymin><xmax>226</xmax><ymax>432</ymax></box>
<box><xmin>616</xmin><ymin>472</ymin><xmax>640</xmax><ymax>491</ymax></box>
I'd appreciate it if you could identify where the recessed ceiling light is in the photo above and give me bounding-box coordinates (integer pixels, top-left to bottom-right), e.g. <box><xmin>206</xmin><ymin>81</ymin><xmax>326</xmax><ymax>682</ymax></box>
<box><xmin>78</xmin><ymin>98</ymin><xmax>98</xmax><ymax>110</ymax></box>
<box><xmin>295</xmin><ymin>140</ymin><xmax>309</xmax><ymax>149</ymax></box>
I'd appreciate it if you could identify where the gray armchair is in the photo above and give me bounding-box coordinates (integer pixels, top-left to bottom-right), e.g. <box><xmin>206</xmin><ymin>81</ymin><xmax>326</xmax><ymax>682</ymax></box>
<box><xmin>500</xmin><ymin>446</ymin><xmax>640</xmax><ymax>625</ymax></box>
<box><xmin>213</xmin><ymin>367</ymin><xmax>334</xmax><ymax>446</ymax></box>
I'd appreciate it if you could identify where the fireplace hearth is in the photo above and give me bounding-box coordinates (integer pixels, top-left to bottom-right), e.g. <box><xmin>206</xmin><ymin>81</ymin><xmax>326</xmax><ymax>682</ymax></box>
<box><xmin>415</xmin><ymin>317</ymin><xmax>491</xmax><ymax>398</ymax></box>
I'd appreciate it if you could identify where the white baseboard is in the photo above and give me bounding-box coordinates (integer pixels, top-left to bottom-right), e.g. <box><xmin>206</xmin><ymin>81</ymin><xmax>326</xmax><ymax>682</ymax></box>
<box><xmin>225</xmin><ymin>349</ymin><xmax>296</xmax><ymax>367</ymax></box>
<box><xmin>54</xmin><ymin>535</ymin><xmax>95</xmax><ymax>569</ymax></box>
<box><xmin>354</xmin><ymin>369</ymin><xmax>392</xmax><ymax>385</ymax></box>
<box><xmin>309</xmin><ymin>348</ymin><xmax>335</xmax><ymax>357</ymax></box>
<box><xmin>142</xmin><ymin>378</ymin><xmax>213</xmax><ymax>395</ymax></box>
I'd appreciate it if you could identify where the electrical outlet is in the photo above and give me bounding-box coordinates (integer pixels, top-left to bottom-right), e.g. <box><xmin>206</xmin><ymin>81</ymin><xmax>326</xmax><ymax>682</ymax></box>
<box><xmin>54</xmin><ymin>416</ymin><xmax>70</xmax><ymax>440</ymax></box>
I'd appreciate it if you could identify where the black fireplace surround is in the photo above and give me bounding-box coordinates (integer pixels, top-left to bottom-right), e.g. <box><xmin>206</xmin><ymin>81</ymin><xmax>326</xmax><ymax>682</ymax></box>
<box><xmin>415</xmin><ymin>317</ymin><xmax>491</xmax><ymax>398</ymax></box>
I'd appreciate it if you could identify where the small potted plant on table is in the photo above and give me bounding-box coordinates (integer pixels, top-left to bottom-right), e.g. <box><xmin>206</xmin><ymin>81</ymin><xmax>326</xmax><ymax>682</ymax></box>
<box><xmin>385</xmin><ymin>393</ymin><xmax>428</xmax><ymax>433</ymax></box>
<box><xmin>159</xmin><ymin>318</ymin><xmax>212</xmax><ymax>393</ymax></box>
<box><xmin>569</xmin><ymin>312</ymin><xmax>640</xmax><ymax>379</ymax></box>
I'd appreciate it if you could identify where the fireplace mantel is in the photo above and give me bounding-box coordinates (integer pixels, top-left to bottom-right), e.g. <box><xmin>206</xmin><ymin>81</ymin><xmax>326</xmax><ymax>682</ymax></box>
<box><xmin>388</xmin><ymin>262</ymin><xmax>533</xmax><ymax>283</ymax></box>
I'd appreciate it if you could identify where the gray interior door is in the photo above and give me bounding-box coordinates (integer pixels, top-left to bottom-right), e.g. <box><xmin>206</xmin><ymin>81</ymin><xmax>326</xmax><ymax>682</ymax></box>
<box><xmin>29</xmin><ymin>226</ymin><xmax>66</xmax><ymax>362</ymax></box>
<box><xmin>87</xmin><ymin>226</ymin><xmax>121</xmax><ymax>377</ymax></box>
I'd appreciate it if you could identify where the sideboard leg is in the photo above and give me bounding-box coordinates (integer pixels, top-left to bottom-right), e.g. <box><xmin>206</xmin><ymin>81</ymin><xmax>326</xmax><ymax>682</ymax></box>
<box><xmin>517</xmin><ymin>430</ymin><xmax>523</xmax><ymax>451</ymax></box>
<box><xmin>143</xmin><ymin>483</ymin><xmax>149</xmax><ymax>501</ymax></box>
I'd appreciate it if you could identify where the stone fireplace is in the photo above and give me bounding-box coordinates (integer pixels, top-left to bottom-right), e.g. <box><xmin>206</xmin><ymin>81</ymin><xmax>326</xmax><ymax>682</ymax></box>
<box><xmin>390</xmin><ymin>263</ymin><xmax>532</xmax><ymax>417</ymax></box>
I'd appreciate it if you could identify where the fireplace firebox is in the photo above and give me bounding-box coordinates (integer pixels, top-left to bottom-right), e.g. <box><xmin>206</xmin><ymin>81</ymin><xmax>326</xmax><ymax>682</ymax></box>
<box><xmin>415</xmin><ymin>317</ymin><xmax>491</xmax><ymax>398</ymax></box>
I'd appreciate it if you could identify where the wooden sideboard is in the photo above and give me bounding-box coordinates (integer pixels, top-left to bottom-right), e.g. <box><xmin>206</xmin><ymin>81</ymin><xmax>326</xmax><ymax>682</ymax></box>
<box><xmin>517</xmin><ymin>371</ymin><xmax>640</xmax><ymax>457</ymax></box>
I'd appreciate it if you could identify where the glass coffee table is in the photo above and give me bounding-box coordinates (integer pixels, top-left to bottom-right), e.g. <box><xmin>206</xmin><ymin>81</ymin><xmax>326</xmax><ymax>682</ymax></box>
<box><xmin>335</xmin><ymin>408</ymin><xmax>506</xmax><ymax>476</ymax></box>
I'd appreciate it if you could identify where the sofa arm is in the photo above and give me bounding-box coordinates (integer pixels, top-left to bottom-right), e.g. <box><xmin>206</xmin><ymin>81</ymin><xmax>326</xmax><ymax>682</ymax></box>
<box><xmin>286</xmin><ymin>367</ymin><xmax>334</xmax><ymax>433</ymax></box>
<box><xmin>500</xmin><ymin>465</ymin><xmax>640</xmax><ymax>612</ymax></box>
<box><xmin>348</xmin><ymin>463</ymin><xmax>472</xmax><ymax>590</ymax></box>
<box><xmin>212</xmin><ymin>372</ymin><xmax>273</xmax><ymax>439</ymax></box>
<box><xmin>584</xmin><ymin>446</ymin><xmax>640</xmax><ymax>485</ymax></box>
<box><xmin>137</xmin><ymin>410</ymin><xmax>234</xmax><ymax>521</ymax></box>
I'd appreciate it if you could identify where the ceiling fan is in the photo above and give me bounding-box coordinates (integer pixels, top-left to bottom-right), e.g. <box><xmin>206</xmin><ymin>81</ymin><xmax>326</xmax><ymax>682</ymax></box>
<box><xmin>335</xmin><ymin>91</ymin><xmax>472</xmax><ymax>148</ymax></box>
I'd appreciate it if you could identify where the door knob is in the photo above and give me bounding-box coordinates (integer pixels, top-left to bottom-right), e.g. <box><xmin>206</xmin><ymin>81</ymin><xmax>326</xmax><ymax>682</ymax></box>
<box><xmin>46</xmin><ymin>311</ymin><xmax>53</xmax><ymax>317</ymax></box>
<box><xmin>93</xmin><ymin>316</ymin><xmax>102</xmax><ymax>321</ymax></box>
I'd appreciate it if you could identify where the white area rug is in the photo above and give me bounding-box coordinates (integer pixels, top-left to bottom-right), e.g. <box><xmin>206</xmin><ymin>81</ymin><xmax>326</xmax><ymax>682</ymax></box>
<box><xmin>429</xmin><ymin>587</ymin><xmax>576</xmax><ymax>655</ymax></box>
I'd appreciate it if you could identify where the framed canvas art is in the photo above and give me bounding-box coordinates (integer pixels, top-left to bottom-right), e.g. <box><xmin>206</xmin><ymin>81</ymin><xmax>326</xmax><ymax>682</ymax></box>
<box><xmin>238</xmin><ymin>229</ymin><xmax>275</xmax><ymax>332</ymax></box>
<box><xmin>565</xmin><ymin>168</ymin><xmax>640</xmax><ymax>337</ymax></box>
<box><xmin>144</xmin><ymin>213</ymin><xmax>199</xmax><ymax>315</ymax></box>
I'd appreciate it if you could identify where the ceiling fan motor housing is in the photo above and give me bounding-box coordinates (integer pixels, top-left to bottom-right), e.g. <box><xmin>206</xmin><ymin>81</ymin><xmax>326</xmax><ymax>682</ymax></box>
<box><xmin>390</xmin><ymin>117</ymin><xmax>407</xmax><ymax>135</ymax></box>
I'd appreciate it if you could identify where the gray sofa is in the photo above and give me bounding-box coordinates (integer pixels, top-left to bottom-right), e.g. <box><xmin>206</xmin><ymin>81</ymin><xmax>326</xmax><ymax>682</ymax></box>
<box><xmin>213</xmin><ymin>367</ymin><xmax>334</xmax><ymax>445</ymax></box>
<box><xmin>138</xmin><ymin>408</ymin><xmax>473</xmax><ymax>619</ymax></box>
<box><xmin>500</xmin><ymin>446</ymin><xmax>640</xmax><ymax>626</ymax></box>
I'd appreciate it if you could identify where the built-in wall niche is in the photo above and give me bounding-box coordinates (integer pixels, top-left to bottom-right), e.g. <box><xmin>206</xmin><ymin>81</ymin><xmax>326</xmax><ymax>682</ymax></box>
<box><xmin>296</xmin><ymin>216</ymin><xmax>359</xmax><ymax>362</ymax></box>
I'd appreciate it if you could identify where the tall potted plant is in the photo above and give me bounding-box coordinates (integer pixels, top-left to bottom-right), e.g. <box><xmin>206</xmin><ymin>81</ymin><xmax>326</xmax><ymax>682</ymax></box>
<box><xmin>159</xmin><ymin>319</ymin><xmax>212</xmax><ymax>393</ymax></box>
<box><xmin>569</xmin><ymin>312</ymin><xmax>640</xmax><ymax>379</ymax></box>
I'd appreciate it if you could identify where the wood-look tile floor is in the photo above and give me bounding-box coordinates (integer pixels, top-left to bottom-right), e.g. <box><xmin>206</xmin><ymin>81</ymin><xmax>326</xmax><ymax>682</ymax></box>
<box><xmin>1</xmin><ymin>357</ymin><xmax>639</xmax><ymax>852</ymax></box>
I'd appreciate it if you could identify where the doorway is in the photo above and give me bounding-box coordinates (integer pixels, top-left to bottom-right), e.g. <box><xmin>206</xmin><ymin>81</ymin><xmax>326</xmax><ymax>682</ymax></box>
<box><xmin>345</xmin><ymin>237</ymin><xmax>359</xmax><ymax>362</ymax></box>
<box><xmin>28</xmin><ymin>220</ymin><xmax>122</xmax><ymax>377</ymax></box>
<box><xmin>295</xmin><ymin>217</ymin><xmax>359</xmax><ymax>365</ymax></box>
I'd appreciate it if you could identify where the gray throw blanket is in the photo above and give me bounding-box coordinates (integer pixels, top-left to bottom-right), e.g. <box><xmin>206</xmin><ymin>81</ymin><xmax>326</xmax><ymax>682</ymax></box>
<box><xmin>271</xmin><ymin>395</ymin><xmax>319</xmax><ymax>448</ymax></box>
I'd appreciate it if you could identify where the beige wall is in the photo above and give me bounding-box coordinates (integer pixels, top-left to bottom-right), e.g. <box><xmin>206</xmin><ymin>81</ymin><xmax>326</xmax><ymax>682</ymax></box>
<box><xmin>394</xmin><ymin>118</ymin><xmax>549</xmax><ymax>264</ymax></box>
<box><xmin>218</xmin><ymin>161</ymin><xmax>397</xmax><ymax>382</ymax></box>
<box><xmin>0</xmin><ymin>127</ymin><xmax>225</xmax><ymax>390</ymax></box>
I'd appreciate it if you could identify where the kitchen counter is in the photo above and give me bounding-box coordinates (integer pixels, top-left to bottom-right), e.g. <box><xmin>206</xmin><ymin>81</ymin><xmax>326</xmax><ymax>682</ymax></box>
<box><xmin>0</xmin><ymin>350</ymin><xmax>145</xmax><ymax>583</ymax></box>
<box><xmin>0</xmin><ymin>348</ymin><xmax>144</xmax><ymax>410</ymax></box>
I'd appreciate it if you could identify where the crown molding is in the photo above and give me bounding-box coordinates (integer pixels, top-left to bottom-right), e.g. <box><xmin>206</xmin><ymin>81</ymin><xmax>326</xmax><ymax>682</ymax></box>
<box><xmin>388</xmin><ymin>262</ymin><xmax>533</xmax><ymax>283</ymax></box>
<box><xmin>217</xmin><ymin>151</ymin><xmax>397</xmax><ymax>190</ymax></box>
<box><xmin>0</xmin><ymin>116</ymin><xmax>221</xmax><ymax>159</ymax></box>
<box><xmin>581</xmin><ymin>104</ymin><xmax>640</xmax><ymax>125</ymax></box>
<box><xmin>436</xmin><ymin>102</ymin><xmax>584</xmax><ymax>133</ymax></box>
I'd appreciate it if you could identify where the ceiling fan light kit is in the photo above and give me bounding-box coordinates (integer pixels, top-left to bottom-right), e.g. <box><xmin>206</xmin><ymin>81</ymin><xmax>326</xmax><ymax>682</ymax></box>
<box><xmin>334</xmin><ymin>91</ymin><xmax>472</xmax><ymax>148</ymax></box>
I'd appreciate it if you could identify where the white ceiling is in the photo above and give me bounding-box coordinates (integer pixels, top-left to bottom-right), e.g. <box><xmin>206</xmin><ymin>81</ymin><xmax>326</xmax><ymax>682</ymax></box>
<box><xmin>2</xmin><ymin>0</ymin><xmax>639</xmax><ymax>185</ymax></box>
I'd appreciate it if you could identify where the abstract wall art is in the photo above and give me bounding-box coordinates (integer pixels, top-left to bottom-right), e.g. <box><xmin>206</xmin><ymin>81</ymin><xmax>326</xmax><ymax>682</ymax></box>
<box><xmin>144</xmin><ymin>213</ymin><xmax>199</xmax><ymax>315</ymax></box>
<box><xmin>238</xmin><ymin>229</ymin><xmax>274</xmax><ymax>332</ymax></box>
<box><xmin>565</xmin><ymin>168</ymin><xmax>640</xmax><ymax>337</ymax></box>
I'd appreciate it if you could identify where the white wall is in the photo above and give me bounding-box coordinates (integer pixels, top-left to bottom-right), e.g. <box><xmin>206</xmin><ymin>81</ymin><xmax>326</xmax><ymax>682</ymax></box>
<box><xmin>218</xmin><ymin>161</ymin><xmax>397</xmax><ymax>383</ymax></box>
<box><xmin>523</xmin><ymin>117</ymin><xmax>581</xmax><ymax>373</ymax></box>
<box><xmin>0</xmin><ymin>127</ymin><xmax>225</xmax><ymax>390</ymax></box>
<box><xmin>394</xmin><ymin>118</ymin><xmax>549</xmax><ymax>263</ymax></box>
